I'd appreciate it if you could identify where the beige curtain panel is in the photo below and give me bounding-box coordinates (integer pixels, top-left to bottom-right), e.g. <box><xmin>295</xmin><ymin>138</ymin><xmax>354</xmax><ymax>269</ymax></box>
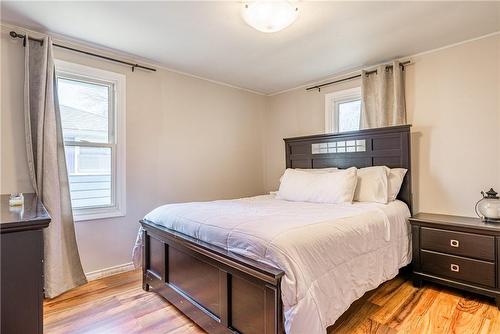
<box><xmin>24</xmin><ymin>34</ymin><xmax>87</xmax><ymax>298</ymax></box>
<box><xmin>361</xmin><ymin>60</ymin><xmax>406</xmax><ymax>129</ymax></box>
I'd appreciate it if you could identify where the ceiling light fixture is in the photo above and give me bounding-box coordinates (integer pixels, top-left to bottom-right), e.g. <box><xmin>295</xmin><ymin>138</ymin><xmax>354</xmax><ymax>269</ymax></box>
<box><xmin>241</xmin><ymin>1</ymin><xmax>299</xmax><ymax>33</ymax></box>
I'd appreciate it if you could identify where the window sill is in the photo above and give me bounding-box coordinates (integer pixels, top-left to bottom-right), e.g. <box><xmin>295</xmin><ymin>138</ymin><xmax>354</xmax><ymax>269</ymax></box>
<box><xmin>73</xmin><ymin>207</ymin><xmax>126</xmax><ymax>222</ymax></box>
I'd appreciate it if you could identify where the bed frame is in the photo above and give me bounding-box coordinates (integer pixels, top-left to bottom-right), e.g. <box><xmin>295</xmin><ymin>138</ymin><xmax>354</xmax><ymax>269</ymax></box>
<box><xmin>140</xmin><ymin>124</ymin><xmax>412</xmax><ymax>334</ymax></box>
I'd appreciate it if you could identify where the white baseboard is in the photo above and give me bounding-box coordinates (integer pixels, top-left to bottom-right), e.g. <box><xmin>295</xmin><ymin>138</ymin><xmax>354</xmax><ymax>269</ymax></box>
<box><xmin>85</xmin><ymin>262</ymin><xmax>135</xmax><ymax>281</ymax></box>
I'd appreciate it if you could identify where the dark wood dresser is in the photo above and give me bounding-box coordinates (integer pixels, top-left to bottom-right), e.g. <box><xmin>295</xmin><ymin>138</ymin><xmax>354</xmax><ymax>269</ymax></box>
<box><xmin>1</xmin><ymin>193</ymin><xmax>50</xmax><ymax>334</ymax></box>
<box><xmin>410</xmin><ymin>213</ymin><xmax>500</xmax><ymax>308</ymax></box>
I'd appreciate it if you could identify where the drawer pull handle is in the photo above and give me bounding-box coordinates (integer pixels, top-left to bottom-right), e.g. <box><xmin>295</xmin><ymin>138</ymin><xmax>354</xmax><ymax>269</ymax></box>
<box><xmin>450</xmin><ymin>239</ymin><xmax>459</xmax><ymax>248</ymax></box>
<box><xmin>450</xmin><ymin>264</ymin><xmax>460</xmax><ymax>272</ymax></box>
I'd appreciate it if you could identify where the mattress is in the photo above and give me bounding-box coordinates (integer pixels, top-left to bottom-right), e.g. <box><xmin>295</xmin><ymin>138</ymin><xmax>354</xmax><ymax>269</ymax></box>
<box><xmin>133</xmin><ymin>195</ymin><xmax>411</xmax><ymax>334</ymax></box>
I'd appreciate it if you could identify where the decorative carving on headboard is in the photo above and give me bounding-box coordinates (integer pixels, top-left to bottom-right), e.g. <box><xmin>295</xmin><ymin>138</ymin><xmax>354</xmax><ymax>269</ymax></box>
<box><xmin>284</xmin><ymin>125</ymin><xmax>412</xmax><ymax>212</ymax></box>
<box><xmin>311</xmin><ymin>139</ymin><xmax>366</xmax><ymax>154</ymax></box>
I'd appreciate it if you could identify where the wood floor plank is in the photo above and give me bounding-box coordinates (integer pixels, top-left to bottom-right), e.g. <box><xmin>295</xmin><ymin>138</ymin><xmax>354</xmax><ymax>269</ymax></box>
<box><xmin>369</xmin><ymin>276</ymin><xmax>406</xmax><ymax>306</ymax></box>
<box><xmin>409</xmin><ymin>289</ymin><xmax>461</xmax><ymax>334</ymax></box>
<box><xmin>355</xmin><ymin>319</ymin><xmax>398</xmax><ymax>334</ymax></box>
<box><xmin>369</xmin><ymin>282</ymin><xmax>418</xmax><ymax>324</ymax></box>
<box><xmin>331</xmin><ymin>301</ymin><xmax>381</xmax><ymax>334</ymax></box>
<box><xmin>486</xmin><ymin>317</ymin><xmax>500</xmax><ymax>334</ymax></box>
<box><xmin>385</xmin><ymin>283</ymin><xmax>440</xmax><ymax>330</ymax></box>
<box><xmin>448</xmin><ymin>293</ymin><xmax>497</xmax><ymax>334</ymax></box>
<box><xmin>44</xmin><ymin>270</ymin><xmax>500</xmax><ymax>334</ymax></box>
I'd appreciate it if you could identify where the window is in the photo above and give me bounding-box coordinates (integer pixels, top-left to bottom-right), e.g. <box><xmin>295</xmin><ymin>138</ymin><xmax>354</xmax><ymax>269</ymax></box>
<box><xmin>56</xmin><ymin>60</ymin><xmax>126</xmax><ymax>221</ymax></box>
<box><xmin>325</xmin><ymin>87</ymin><xmax>361</xmax><ymax>133</ymax></box>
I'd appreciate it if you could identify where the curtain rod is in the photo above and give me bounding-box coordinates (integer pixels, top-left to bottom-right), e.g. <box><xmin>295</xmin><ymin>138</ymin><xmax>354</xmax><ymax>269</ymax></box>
<box><xmin>305</xmin><ymin>60</ymin><xmax>410</xmax><ymax>92</ymax></box>
<box><xmin>9</xmin><ymin>31</ymin><xmax>156</xmax><ymax>72</ymax></box>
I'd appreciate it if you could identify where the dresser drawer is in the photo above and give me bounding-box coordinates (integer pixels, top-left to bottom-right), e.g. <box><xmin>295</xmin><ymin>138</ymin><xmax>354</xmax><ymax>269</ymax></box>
<box><xmin>421</xmin><ymin>250</ymin><xmax>495</xmax><ymax>288</ymax></box>
<box><xmin>420</xmin><ymin>227</ymin><xmax>495</xmax><ymax>261</ymax></box>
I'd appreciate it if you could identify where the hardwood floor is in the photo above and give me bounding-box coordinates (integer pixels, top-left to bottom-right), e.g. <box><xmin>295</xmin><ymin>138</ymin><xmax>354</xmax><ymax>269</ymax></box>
<box><xmin>44</xmin><ymin>270</ymin><xmax>204</xmax><ymax>334</ymax></box>
<box><xmin>44</xmin><ymin>270</ymin><xmax>500</xmax><ymax>334</ymax></box>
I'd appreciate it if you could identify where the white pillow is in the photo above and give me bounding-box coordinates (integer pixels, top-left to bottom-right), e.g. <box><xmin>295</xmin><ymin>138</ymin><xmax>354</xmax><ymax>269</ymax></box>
<box><xmin>295</xmin><ymin>167</ymin><xmax>338</xmax><ymax>173</ymax></box>
<box><xmin>279</xmin><ymin>167</ymin><xmax>338</xmax><ymax>183</ymax></box>
<box><xmin>276</xmin><ymin>167</ymin><xmax>357</xmax><ymax>204</ymax></box>
<box><xmin>388</xmin><ymin>168</ymin><xmax>408</xmax><ymax>201</ymax></box>
<box><xmin>353</xmin><ymin>166</ymin><xmax>389</xmax><ymax>204</ymax></box>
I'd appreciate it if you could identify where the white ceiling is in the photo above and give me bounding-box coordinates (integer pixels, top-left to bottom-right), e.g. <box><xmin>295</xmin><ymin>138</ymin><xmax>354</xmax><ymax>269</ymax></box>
<box><xmin>2</xmin><ymin>1</ymin><xmax>499</xmax><ymax>94</ymax></box>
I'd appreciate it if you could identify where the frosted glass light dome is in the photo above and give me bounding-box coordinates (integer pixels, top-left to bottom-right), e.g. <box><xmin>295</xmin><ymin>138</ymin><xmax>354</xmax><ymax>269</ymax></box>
<box><xmin>241</xmin><ymin>1</ymin><xmax>299</xmax><ymax>33</ymax></box>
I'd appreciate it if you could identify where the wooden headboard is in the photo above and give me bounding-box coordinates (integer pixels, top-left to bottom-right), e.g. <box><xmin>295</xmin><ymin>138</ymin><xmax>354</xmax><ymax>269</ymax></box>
<box><xmin>284</xmin><ymin>125</ymin><xmax>412</xmax><ymax>212</ymax></box>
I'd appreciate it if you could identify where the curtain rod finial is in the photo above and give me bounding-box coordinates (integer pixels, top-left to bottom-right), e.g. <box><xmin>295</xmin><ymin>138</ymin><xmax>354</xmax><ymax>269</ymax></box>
<box><xmin>9</xmin><ymin>31</ymin><xmax>25</xmax><ymax>39</ymax></box>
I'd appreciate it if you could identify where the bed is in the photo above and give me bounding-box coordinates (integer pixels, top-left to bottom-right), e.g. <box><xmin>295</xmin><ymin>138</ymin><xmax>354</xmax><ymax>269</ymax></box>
<box><xmin>135</xmin><ymin>125</ymin><xmax>412</xmax><ymax>334</ymax></box>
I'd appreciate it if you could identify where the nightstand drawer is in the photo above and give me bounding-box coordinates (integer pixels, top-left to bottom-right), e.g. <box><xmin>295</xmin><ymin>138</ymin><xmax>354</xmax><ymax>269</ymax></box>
<box><xmin>421</xmin><ymin>250</ymin><xmax>495</xmax><ymax>288</ymax></box>
<box><xmin>420</xmin><ymin>227</ymin><xmax>495</xmax><ymax>261</ymax></box>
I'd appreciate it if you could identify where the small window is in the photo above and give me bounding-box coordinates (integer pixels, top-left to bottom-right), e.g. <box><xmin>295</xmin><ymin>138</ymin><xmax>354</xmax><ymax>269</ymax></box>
<box><xmin>325</xmin><ymin>87</ymin><xmax>361</xmax><ymax>133</ymax></box>
<box><xmin>56</xmin><ymin>60</ymin><xmax>126</xmax><ymax>221</ymax></box>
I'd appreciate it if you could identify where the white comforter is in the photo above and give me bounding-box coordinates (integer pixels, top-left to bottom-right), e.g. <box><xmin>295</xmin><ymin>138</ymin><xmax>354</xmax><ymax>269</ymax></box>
<box><xmin>133</xmin><ymin>195</ymin><xmax>411</xmax><ymax>334</ymax></box>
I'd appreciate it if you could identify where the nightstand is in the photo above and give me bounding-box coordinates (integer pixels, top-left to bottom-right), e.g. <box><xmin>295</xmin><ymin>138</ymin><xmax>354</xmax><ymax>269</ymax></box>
<box><xmin>409</xmin><ymin>213</ymin><xmax>500</xmax><ymax>308</ymax></box>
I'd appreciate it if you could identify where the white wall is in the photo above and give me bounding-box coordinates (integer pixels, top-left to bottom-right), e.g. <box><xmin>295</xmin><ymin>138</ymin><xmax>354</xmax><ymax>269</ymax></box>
<box><xmin>264</xmin><ymin>34</ymin><xmax>500</xmax><ymax>217</ymax></box>
<box><xmin>263</xmin><ymin>78</ymin><xmax>361</xmax><ymax>193</ymax></box>
<box><xmin>0</xmin><ymin>26</ymin><xmax>266</xmax><ymax>273</ymax></box>
<box><xmin>405</xmin><ymin>34</ymin><xmax>500</xmax><ymax>216</ymax></box>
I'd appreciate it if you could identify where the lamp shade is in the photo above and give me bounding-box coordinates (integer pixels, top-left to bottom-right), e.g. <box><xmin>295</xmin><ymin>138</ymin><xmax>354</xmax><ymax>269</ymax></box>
<box><xmin>241</xmin><ymin>1</ymin><xmax>299</xmax><ymax>33</ymax></box>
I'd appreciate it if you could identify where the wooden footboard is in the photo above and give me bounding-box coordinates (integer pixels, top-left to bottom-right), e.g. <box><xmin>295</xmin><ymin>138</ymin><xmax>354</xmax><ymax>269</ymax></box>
<box><xmin>140</xmin><ymin>220</ymin><xmax>285</xmax><ymax>334</ymax></box>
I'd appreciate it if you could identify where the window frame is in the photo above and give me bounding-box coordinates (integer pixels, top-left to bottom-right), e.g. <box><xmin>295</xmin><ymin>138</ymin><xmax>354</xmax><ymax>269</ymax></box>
<box><xmin>324</xmin><ymin>87</ymin><xmax>362</xmax><ymax>133</ymax></box>
<box><xmin>55</xmin><ymin>60</ymin><xmax>126</xmax><ymax>222</ymax></box>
